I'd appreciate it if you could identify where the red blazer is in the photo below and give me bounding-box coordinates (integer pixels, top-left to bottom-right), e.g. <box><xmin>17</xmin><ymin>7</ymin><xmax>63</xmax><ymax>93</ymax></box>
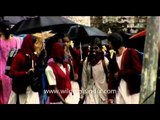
<box><xmin>119</xmin><ymin>48</ymin><xmax>142</xmax><ymax>79</ymax></box>
<box><xmin>9</xmin><ymin>51</ymin><xmax>33</xmax><ymax>94</ymax></box>
<box><xmin>10</xmin><ymin>52</ymin><xmax>29</xmax><ymax>77</ymax></box>
<box><xmin>118</xmin><ymin>48</ymin><xmax>142</xmax><ymax>94</ymax></box>
<box><xmin>9</xmin><ymin>35</ymin><xmax>37</xmax><ymax>94</ymax></box>
<box><xmin>108</xmin><ymin>48</ymin><xmax>142</xmax><ymax>98</ymax></box>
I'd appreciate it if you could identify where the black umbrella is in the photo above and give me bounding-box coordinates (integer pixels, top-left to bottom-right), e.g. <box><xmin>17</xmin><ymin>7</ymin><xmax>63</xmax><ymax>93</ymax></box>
<box><xmin>11</xmin><ymin>16</ymin><xmax>77</xmax><ymax>35</ymax></box>
<box><xmin>68</xmin><ymin>25</ymin><xmax>108</xmax><ymax>45</ymax></box>
<box><xmin>67</xmin><ymin>25</ymin><xmax>108</xmax><ymax>61</ymax></box>
<box><xmin>68</xmin><ymin>25</ymin><xmax>107</xmax><ymax>39</ymax></box>
<box><xmin>3</xmin><ymin>16</ymin><xmax>27</xmax><ymax>25</ymax></box>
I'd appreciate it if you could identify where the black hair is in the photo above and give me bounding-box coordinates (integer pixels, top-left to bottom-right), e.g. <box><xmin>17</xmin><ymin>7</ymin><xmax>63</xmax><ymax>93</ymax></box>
<box><xmin>62</xmin><ymin>33</ymin><xmax>71</xmax><ymax>41</ymax></box>
<box><xmin>55</xmin><ymin>33</ymin><xmax>64</xmax><ymax>40</ymax></box>
<box><xmin>52</xmin><ymin>33</ymin><xmax>70</xmax><ymax>42</ymax></box>
<box><xmin>0</xmin><ymin>20</ymin><xmax>11</xmax><ymax>39</ymax></box>
<box><xmin>54</xmin><ymin>58</ymin><xmax>64</xmax><ymax>64</ymax></box>
<box><xmin>88</xmin><ymin>37</ymin><xmax>103</xmax><ymax>79</ymax></box>
<box><xmin>90</xmin><ymin>37</ymin><xmax>102</xmax><ymax>49</ymax></box>
<box><xmin>31</xmin><ymin>35</ymin><xmax>37</xmax><ymax>44</ymax></box>
<box><xmin>107</xmin><ymin>32</ymin><xmax>124</xmax><ymax>53</ymax></box>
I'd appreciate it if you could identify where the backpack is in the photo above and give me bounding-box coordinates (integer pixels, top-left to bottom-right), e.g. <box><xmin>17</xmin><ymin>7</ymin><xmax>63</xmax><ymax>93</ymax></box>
<box><xmin>5</xmin><ymin>48</ymin><xmax>19</xmax><ymax>77</ymax></box>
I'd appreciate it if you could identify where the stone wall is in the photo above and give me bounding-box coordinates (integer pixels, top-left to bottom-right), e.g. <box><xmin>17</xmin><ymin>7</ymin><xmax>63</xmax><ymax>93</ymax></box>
<box><xmin>63</xmin><ymin>16</ymin><xmax>91</xmax><ymax>26</ymax></box>
<box><xmin>63</xmin><ymin>16</ymin><xmax>147</xmax><ymax>32</ymax></box>
<box><xmin>90</xmin><ymin>16</ymin><xmax>103</xmax><ymax>28</ymax></box>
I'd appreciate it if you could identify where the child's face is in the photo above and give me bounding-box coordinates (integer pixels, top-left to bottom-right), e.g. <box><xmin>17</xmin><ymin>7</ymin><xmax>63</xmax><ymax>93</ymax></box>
<box><xmin>63</xmin><ymin>37</ymin><xmax>70</xmax><ymax>46</ymax></box>
<box><xmin>92</xmin><ymin>45</ymin><xmax>101</xmax><ymax>56</ymax></box>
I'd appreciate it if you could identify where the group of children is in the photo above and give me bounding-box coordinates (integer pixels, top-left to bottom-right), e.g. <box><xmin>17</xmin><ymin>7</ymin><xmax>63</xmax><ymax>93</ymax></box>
<box><xmin>0</xmin><ymin>20</ymin><xmax>142</xmax><ymax>104</ymax></box>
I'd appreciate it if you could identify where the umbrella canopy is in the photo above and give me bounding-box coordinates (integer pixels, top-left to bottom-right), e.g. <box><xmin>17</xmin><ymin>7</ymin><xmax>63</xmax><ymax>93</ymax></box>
<box><xmin>11</xmin><ymin>16</ymin><xmax>77</xmax><ymax>35</ymax></box>
<box><xmin>68</xmin><ymin>25</ymin><xmax>108</xmax><ymax>45</ymax></box>
<box><xmin>128</xmin><ymin>30</ymin><xmax>146</xmax><ymax>52</ymax></box>
<box><xmin>129</xmin><ymin>30</ymin><xmax>146</xmax><ymax>39</ymax></box>
<box><xmin>2</xmin><ymin>16</ymin><xmax>26</xmax><ymax>25</ymax></box>
<box><xmin>68</xmin><ymin>25</ymin><xmax>107</xmax><ymax>39</ymax></box>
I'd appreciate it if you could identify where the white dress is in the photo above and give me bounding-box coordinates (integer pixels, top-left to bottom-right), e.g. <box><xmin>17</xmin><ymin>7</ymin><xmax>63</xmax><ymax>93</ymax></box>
<box><xmin>8</xmin><ymin>86</ymin><xmax>40</xmax><ymax>104</ymax></box>
<box><xmin>81</xmin><ymin>57</ymin><xmax>109</xmax><ymax>104</ymax></box>
<box><xmin>115</xmin><ymin>49</ymin><xmax>140</xmax><ymax>104</ymax></box>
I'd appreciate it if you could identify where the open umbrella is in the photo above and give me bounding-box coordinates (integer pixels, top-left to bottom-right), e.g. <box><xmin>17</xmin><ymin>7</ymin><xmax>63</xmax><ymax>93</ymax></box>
<box><xmin>2</xmin><ymin>16</ymin><xmax>27</xmax><ymax>25</ymax></box>
<box><xmin>68</xmin><ymin>25</ymin><xmax>108</xmax><ymax>61</ymax></box>
<box><xmin>68</xmin><ymin>25</ymin><xmax>108</xmax><ymax>45</ymax></box>
<box><xmin>128</xmin><ymin>30</ymin><xmax>146</xmax><ymax>52</ymax></box>
<box><xmin>11</xmin><ymin>16</ymin><xmax>77</xmax><ymax>35</ymax></box>
<box><xmin>68</xmin><ymin>25</ymin><xmax>107</xmax><ymax>39</ymax></box>
<box><xmin>129</xmin><ymin>30</ymin><xmax>146</xmax><ymax>39</ymax></box>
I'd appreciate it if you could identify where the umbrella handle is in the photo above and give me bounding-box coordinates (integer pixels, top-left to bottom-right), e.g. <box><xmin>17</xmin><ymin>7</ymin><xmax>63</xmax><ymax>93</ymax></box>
<box><xmin>31</xmin><ymin>53</ymin><xmax>35</xmax><ymax>69</ymax></box>
<box><xmin>80</xmin><ymin>42</ymin><xmax>83</xmax><ymax>62</ymax></box>
<box><xmin>32</xmin><ymin>59</ymin><xmax>34</xmax><ymax>68</ymax></box>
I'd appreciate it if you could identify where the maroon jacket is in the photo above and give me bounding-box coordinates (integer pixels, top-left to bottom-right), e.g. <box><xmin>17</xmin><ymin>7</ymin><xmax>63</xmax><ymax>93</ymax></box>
<box><xmin>108</xmin><ymin>48</ymin><xmax>142</xmax><ymax>98</ymax></box>
<box><xmin>9</xmin><ymin>35</ymin><xmax>36</xmax><ymax>94</ymax></box>
<box><xmin>118</xmin><ymin>48</ymin><xmax>142</xmax><ymax>94</ymax></box>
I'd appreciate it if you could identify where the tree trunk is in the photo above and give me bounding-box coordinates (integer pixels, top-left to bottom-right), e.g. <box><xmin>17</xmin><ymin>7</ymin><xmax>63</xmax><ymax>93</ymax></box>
<box><xmin>139</xmin><ymin>16</ymin><xmax>160</xmax><ymax>104</ymax></box>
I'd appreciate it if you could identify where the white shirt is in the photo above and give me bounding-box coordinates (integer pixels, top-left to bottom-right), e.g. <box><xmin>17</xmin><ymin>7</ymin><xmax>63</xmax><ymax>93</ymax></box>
<box><xmin>116</xmin><ymin>55</ymin><xmax>122</xmax><ymax>69</ymax></box>
<box><xmin>45</xmin><ymin>64</ymin><xmax>70</xmax><ymax>86</ymax></box>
